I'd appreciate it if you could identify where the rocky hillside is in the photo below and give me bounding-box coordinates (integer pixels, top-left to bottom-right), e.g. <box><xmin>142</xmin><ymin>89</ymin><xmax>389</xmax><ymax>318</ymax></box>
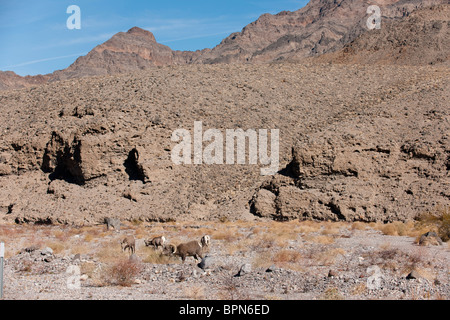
<box><xmin>193</xmin><ymin>0</ymin><xmax>434</xmax><ymax>64</ymax></box>
<box><xmin>316</xmin><ymin>4</ymin><xmax>450</xmax><ymax>65</ymax></box>
<box><xmin>0</xmin><ymin>71</ymin><xmax>49</xmax><ymax>91</ymax></box>
<box><xmin>0</xmin><ymin>62</ymin><xmax>448</xmax><ymax>225</ymax></box>
<box><xmin>50</xmin><ymin>27</ymin><xmax>207</xmax><ymax>82</ymax></box>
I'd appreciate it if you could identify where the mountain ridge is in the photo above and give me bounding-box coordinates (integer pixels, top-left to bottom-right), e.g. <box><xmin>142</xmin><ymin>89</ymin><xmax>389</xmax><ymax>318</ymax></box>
<box><xmin>1</xmin><ymin>0</ymin><xmax>448</xmax><ymax>90</ymax></box>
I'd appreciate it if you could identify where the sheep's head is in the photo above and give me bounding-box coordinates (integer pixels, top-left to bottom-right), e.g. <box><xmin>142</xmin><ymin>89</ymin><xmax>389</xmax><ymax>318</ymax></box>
<box><xmin>163</xmin><ymin>244</ymin><xmax>176</xmax><ymax>255</ymax></box>
<box><xmin>201</xmin><ymin>235</ymin><xmax>211</xmax><ymax>247</ymax></box>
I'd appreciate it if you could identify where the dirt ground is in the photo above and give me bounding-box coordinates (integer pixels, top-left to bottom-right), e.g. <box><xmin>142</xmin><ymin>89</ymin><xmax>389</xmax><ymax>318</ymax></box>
<box><xmin>1</xmin><ymin>219</ymin><xmax>448</xmax><ymax>300</ymax></box>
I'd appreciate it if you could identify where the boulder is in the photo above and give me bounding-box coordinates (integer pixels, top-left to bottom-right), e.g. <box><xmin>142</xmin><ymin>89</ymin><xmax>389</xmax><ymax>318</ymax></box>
<box><xmin>236</xmin><ymin>263</ymin><xmax>252</xmax><ymax>277</ymax></box>
<box><xmin>197</xmin><ymin>255</ymin><xmax>214</xmax><ymax>270</ymax></box>
<box><xmin>418</xmin><ymin>231</ymin><xmax>443</xmax><ymax>246</ymax></box>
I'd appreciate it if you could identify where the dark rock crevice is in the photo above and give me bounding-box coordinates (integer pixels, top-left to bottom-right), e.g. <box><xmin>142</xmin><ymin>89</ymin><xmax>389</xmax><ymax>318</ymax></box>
<box><xmin>124</xmin><ymin>148</ymin><xmax>147</xmax><ymax>182</ymax></box>
<box><xmin>42</xmin><ymin>132</ymin><xmax>86</xmax><ymax>186</ymax></box>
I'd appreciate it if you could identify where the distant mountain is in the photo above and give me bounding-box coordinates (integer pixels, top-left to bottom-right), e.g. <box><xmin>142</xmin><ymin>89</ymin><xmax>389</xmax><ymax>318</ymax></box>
<box><xmin>0</xmin><ymin>71</ymin><xmax>49</xmax><ymax>91</ymax></box>
<box><xmin>315</xmin><ymin>4</ymin><xmax>449</xmax><ymax>65</ymax></box>
<box><xmin>1</xmin><ymin>0</ymin><xmax>448</xmax><ymax>90</ymax></box>
<box><xmin>50</xmin><ymin>27</ymin><xmax>208</xmax><ymax>81</ymax></box>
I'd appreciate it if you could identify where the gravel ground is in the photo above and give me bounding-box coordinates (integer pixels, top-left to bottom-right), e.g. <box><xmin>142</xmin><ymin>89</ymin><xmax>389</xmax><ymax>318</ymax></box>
<box><xmin>1</xmin><ymin>221</ymin><xmax>448</xmax><ymax>300</ymax></box>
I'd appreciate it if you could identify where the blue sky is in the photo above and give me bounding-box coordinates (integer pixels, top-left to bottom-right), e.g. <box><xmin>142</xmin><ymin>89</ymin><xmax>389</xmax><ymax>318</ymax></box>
<box><xmin>0</xmin><ymin>0</ymin><xmax>308</xmax><ymax>76</ymax></box>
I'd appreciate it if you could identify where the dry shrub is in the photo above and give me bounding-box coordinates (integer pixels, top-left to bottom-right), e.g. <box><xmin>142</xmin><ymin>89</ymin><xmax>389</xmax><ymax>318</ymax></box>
<box><xmin>69</xmin><ymin>244</ymin><xmax>91</xmax><ymax>256</ymax></box>
<box><xmin>351</xmin><ymin>221</ymin><xmax>368</xmax><ymax>231</ymax></box>
<box><xmin>371</xmin><ymin>221</ymin><xmax>417</xmax><ymax>237</ymax></box>
<box><xmin>142</xmin><ymin>246</ymin><xmax>179</xmax><ymax>264</ymax></box>
<box><xmin>104</xmin><ymin>259</ymin><xmax>143</xmax><ymax>287</ymax></box>
<box><xmin>250</xmin><ymin>226</ymin><xmax>266</xmax><ymax>236</ymax></box>
<box><xmin>0</xmin><ymin>225</ymin><xmax>20</xmax><ymax>240</ymax></box>
<box><xmin>133</xmin><ymin>227</ymin><xmax>148</xmax><ymax>239</ymax></box>
<box><xmin>216</xmin><ymin>276</ymin><xmax>250</xmax><ymax>300</ymax></box>
<box><xmin>305</xmin><ymin>234</ymin><xmax>335</xmax><ymax>245</ymax></box>
<box><xmin>211</xmin><ymin>226</ymin><xmax>241</xmax><ymax>242</ymax></box>
<box><xmin>297</xmin><ymin>220</ymin><xmax>322</xmax><ymax>234</ymax></box>
<box><xmin>272</xmin><ymin>249</ymin><xmax>302</xmax><ymax>264</ymax></box>
<box><xmin>252</xmin><ymin>251</ymin><xmax>273</xmax><ymax>269</ymax></box>
<box><xmin>267</xmin><ymin>221</ymin><xmax>303</xmax><ymax>245</ymax></box>
<box><xmin>80</xmin><ymin>261</ymin><xmax>97</xmax><ymax>278</ymax></box>
<box><xmin>367</xmin><ymin>244</ymin><xmax>427</xmax><ymax>272</ymax></box>
<box><xmin>314</xmin><ymin>248</ymin><xmax>346</xmax><ymax>266</ymax></box>
<box><xmin>320</xmin><ymin>222</ymin><xmax>348</xmax><ymax>235</ymax></box>
<box><xmin>184</xmin><ymin>285</ymin><xmax>206</xmax><ymax>300</ymax></box>
<box><xmin>45</xmin><ymin>241</ymin><xmax>66</xmax><ymax>254</ymax></box>
<box><xmin>52</xmin><ymin>229</ymin><xmax>70</xmax><ymax>242</ymax></box>
<box><xmin>417</xmin><ymin>207</ymin><xmax>450</xmax><ymax>242</ymax></box>
<box><xmin>351</xmin><ymin>283</ymin><xmax>367</xmax><ymax>296</ymax></box>
<box><xmin>364</xmin><ymin>243</ymin><xmax>404</xmax><ymax>271</ymax></box>
<box><xmin>320</xmin><ymin>287</ymin><xmax>344</xmax><ymax>300</ymax></box>
<box><xmin>249</xmin><ymin>234</ymin><xmax>277</xmax><ymax>251</ymax></box>
<box><xmin>78</xmin><ymin>226</ymin><xmax>104</xmax><ymax>242</ymax></box>
<box><xmin>95</xmin><ymin>241</ymin><xmax>124</xmax><ymax>263</ymax></box>
<box><xmin>226</xmin><ymin>241</ymin><xmax>248</xmax><ymax>255</ymax></box>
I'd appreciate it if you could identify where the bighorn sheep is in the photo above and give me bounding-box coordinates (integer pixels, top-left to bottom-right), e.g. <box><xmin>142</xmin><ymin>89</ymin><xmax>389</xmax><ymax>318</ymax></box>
<box><xmin>145</xmin><ymin>236</ymin><xmax>166</xmax><ymax>249</ymax></box>
<box><xmin>163</xmin><ymin>244</ymin><xmax>176</xmax><ymax>256</ymax></box>
<box><xmin>171</xmin><ymin>240</ymin><xmax>204</xmax><ymax>263</ymax></box>
<box><xmin>121</xmin><ymin>235</ymin><xmax>136</xmax><ymax>254</ymax></box>
<box><xmin>104</xmin><ymin>217</ymin><xmax>121</xmax><ymax>231</ymax></box>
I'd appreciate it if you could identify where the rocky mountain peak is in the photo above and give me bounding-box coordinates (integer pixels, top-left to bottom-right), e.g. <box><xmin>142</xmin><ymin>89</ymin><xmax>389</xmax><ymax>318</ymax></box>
<box><xmin>126</xmin><ymin>26</ymin><xmax>157</xmax><ymax>42</ymax></box>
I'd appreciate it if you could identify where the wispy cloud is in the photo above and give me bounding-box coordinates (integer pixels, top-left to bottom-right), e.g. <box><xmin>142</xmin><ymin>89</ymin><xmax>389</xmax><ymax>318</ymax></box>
<box><xmin>58</xmin><ymin>33</ymin><xmax>116</xmax><ymax>46</ymax></box>
<box><xmin>33</xmin><ymin>32</ymin><xmax>116</xmax><ymax>51</ymax></box>
<box><xmin>2</xmin><ymin>52</ymin><xmax>87</xmax><ymax>69</ymax></box>
<box><xmin>159</xmin><ymin>30</ymin><xmax>236</xmax><ymax>44</ymax></box>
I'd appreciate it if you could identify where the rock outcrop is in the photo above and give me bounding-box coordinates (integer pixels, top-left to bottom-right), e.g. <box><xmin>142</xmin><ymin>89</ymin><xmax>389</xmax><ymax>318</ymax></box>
<box><xmin>250</xmin><ymin>74</ymin><xmax>450</xmax><ymax>222</ymax></box>
<box><xmin>316</xmin><ymin>4</ymin><xmax>450</xmax><ymax>65</ymax></box>
<box><xmin>0</xmin><ymin>61</ymin><xmax>448</xmax><ymax>225</ymax></box>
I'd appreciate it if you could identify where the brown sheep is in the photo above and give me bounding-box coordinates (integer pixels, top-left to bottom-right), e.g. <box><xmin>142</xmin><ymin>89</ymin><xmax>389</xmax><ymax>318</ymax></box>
<box><xmin>144</xmin><ymin>236</ymin><xmax>166</xmax><ymax>249</ymax></box>
<box><xmin>121</xmin><ymin>235</ymin><xmax>136</xmax><ymax>254</ymax></box>
<box><xmin>173</xmin><ymin>240</ymin><xmax>204</xmax><ymax>263</ymax></box>
<box><xmin>163</xmin><ymin>244</ymin><xmax>176</xmax><ymax>256</ymax></box>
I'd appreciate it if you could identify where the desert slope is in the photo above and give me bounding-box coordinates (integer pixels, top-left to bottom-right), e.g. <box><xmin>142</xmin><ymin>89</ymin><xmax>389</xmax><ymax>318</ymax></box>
<box><xmin>315</xmin><ymin>4</ymin><xmax>450</xmax><ymax>65</ymax></box>
<box><xmin>0</xmin><ymin>62</ymin><xmax>448</xmax><ymax>225</ymax></box>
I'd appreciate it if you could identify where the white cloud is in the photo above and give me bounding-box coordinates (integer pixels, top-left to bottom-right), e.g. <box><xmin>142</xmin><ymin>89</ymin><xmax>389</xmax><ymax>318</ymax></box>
<box><xmin>2</xmin><ymin>52</ymin><xmax>87</xmax><ymax>69</ymax></box>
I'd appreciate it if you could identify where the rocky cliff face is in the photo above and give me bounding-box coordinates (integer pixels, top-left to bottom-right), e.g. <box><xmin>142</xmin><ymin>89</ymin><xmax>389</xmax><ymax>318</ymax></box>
<box><xmin>0</xmin><ymin>62</ymin><xmax>448</xmax><ymax>225</ymax></box>
<box><xmin>192</xmin><ymin>0</ymin><xmax>446</xmax><ymax>64</ymax></box>
<box><xmin>316</xmin><ymin>4</ymin><xmax>450</xmax><ymax>65</ymax></box>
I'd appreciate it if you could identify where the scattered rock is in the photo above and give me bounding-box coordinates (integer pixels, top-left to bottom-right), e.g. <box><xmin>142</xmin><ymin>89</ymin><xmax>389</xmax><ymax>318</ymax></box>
<box><xmin>73</xmin><ymin>253</ymin><xmax>81</xmax><ymax>261</ymax></box>
<box><xmin>265</xmin><ymin>265</ymin><xmax>277</xmax><ymax>273</ymax></box>
<box><xmin>419</xmin><ymin>231</ymin><xmax>443</xmax><ymax>246</ymax></box>
<box><xmin>197</xmin><ymin>256</ymin><xmax>214</xmax><ymax>270</ymax></box>
<box><xmin>41</xmin><ymin>247</ymin><xmax>53</xmax><ymax>256</ymax></box>
<box><xmin>236</xmin><ymin>263</ymin><xmax>252</xmax><ymax>277</ymax></box>
<box><xmin>129</xmin><ymin>253</ymin><xmax>141</xmax><ymax>263</ymax></box>
<box><xmin>328</xmin><ymin>270</ymin><xmax>338</xmax><ymax>278</ymax></box>
<box><xmin>20</xmin><ymin>245</ymin><xmax>40</xmax><ymax>254</ymax></box>
<box><xmin>406</xmin><ymin>270</ymin><xmax>421</xmax><ymax>280</ymax></box>
<box><xmin>80</xmin><ymin>274</ymin><xmax>89</xmax><ymax>281</ymax></box>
